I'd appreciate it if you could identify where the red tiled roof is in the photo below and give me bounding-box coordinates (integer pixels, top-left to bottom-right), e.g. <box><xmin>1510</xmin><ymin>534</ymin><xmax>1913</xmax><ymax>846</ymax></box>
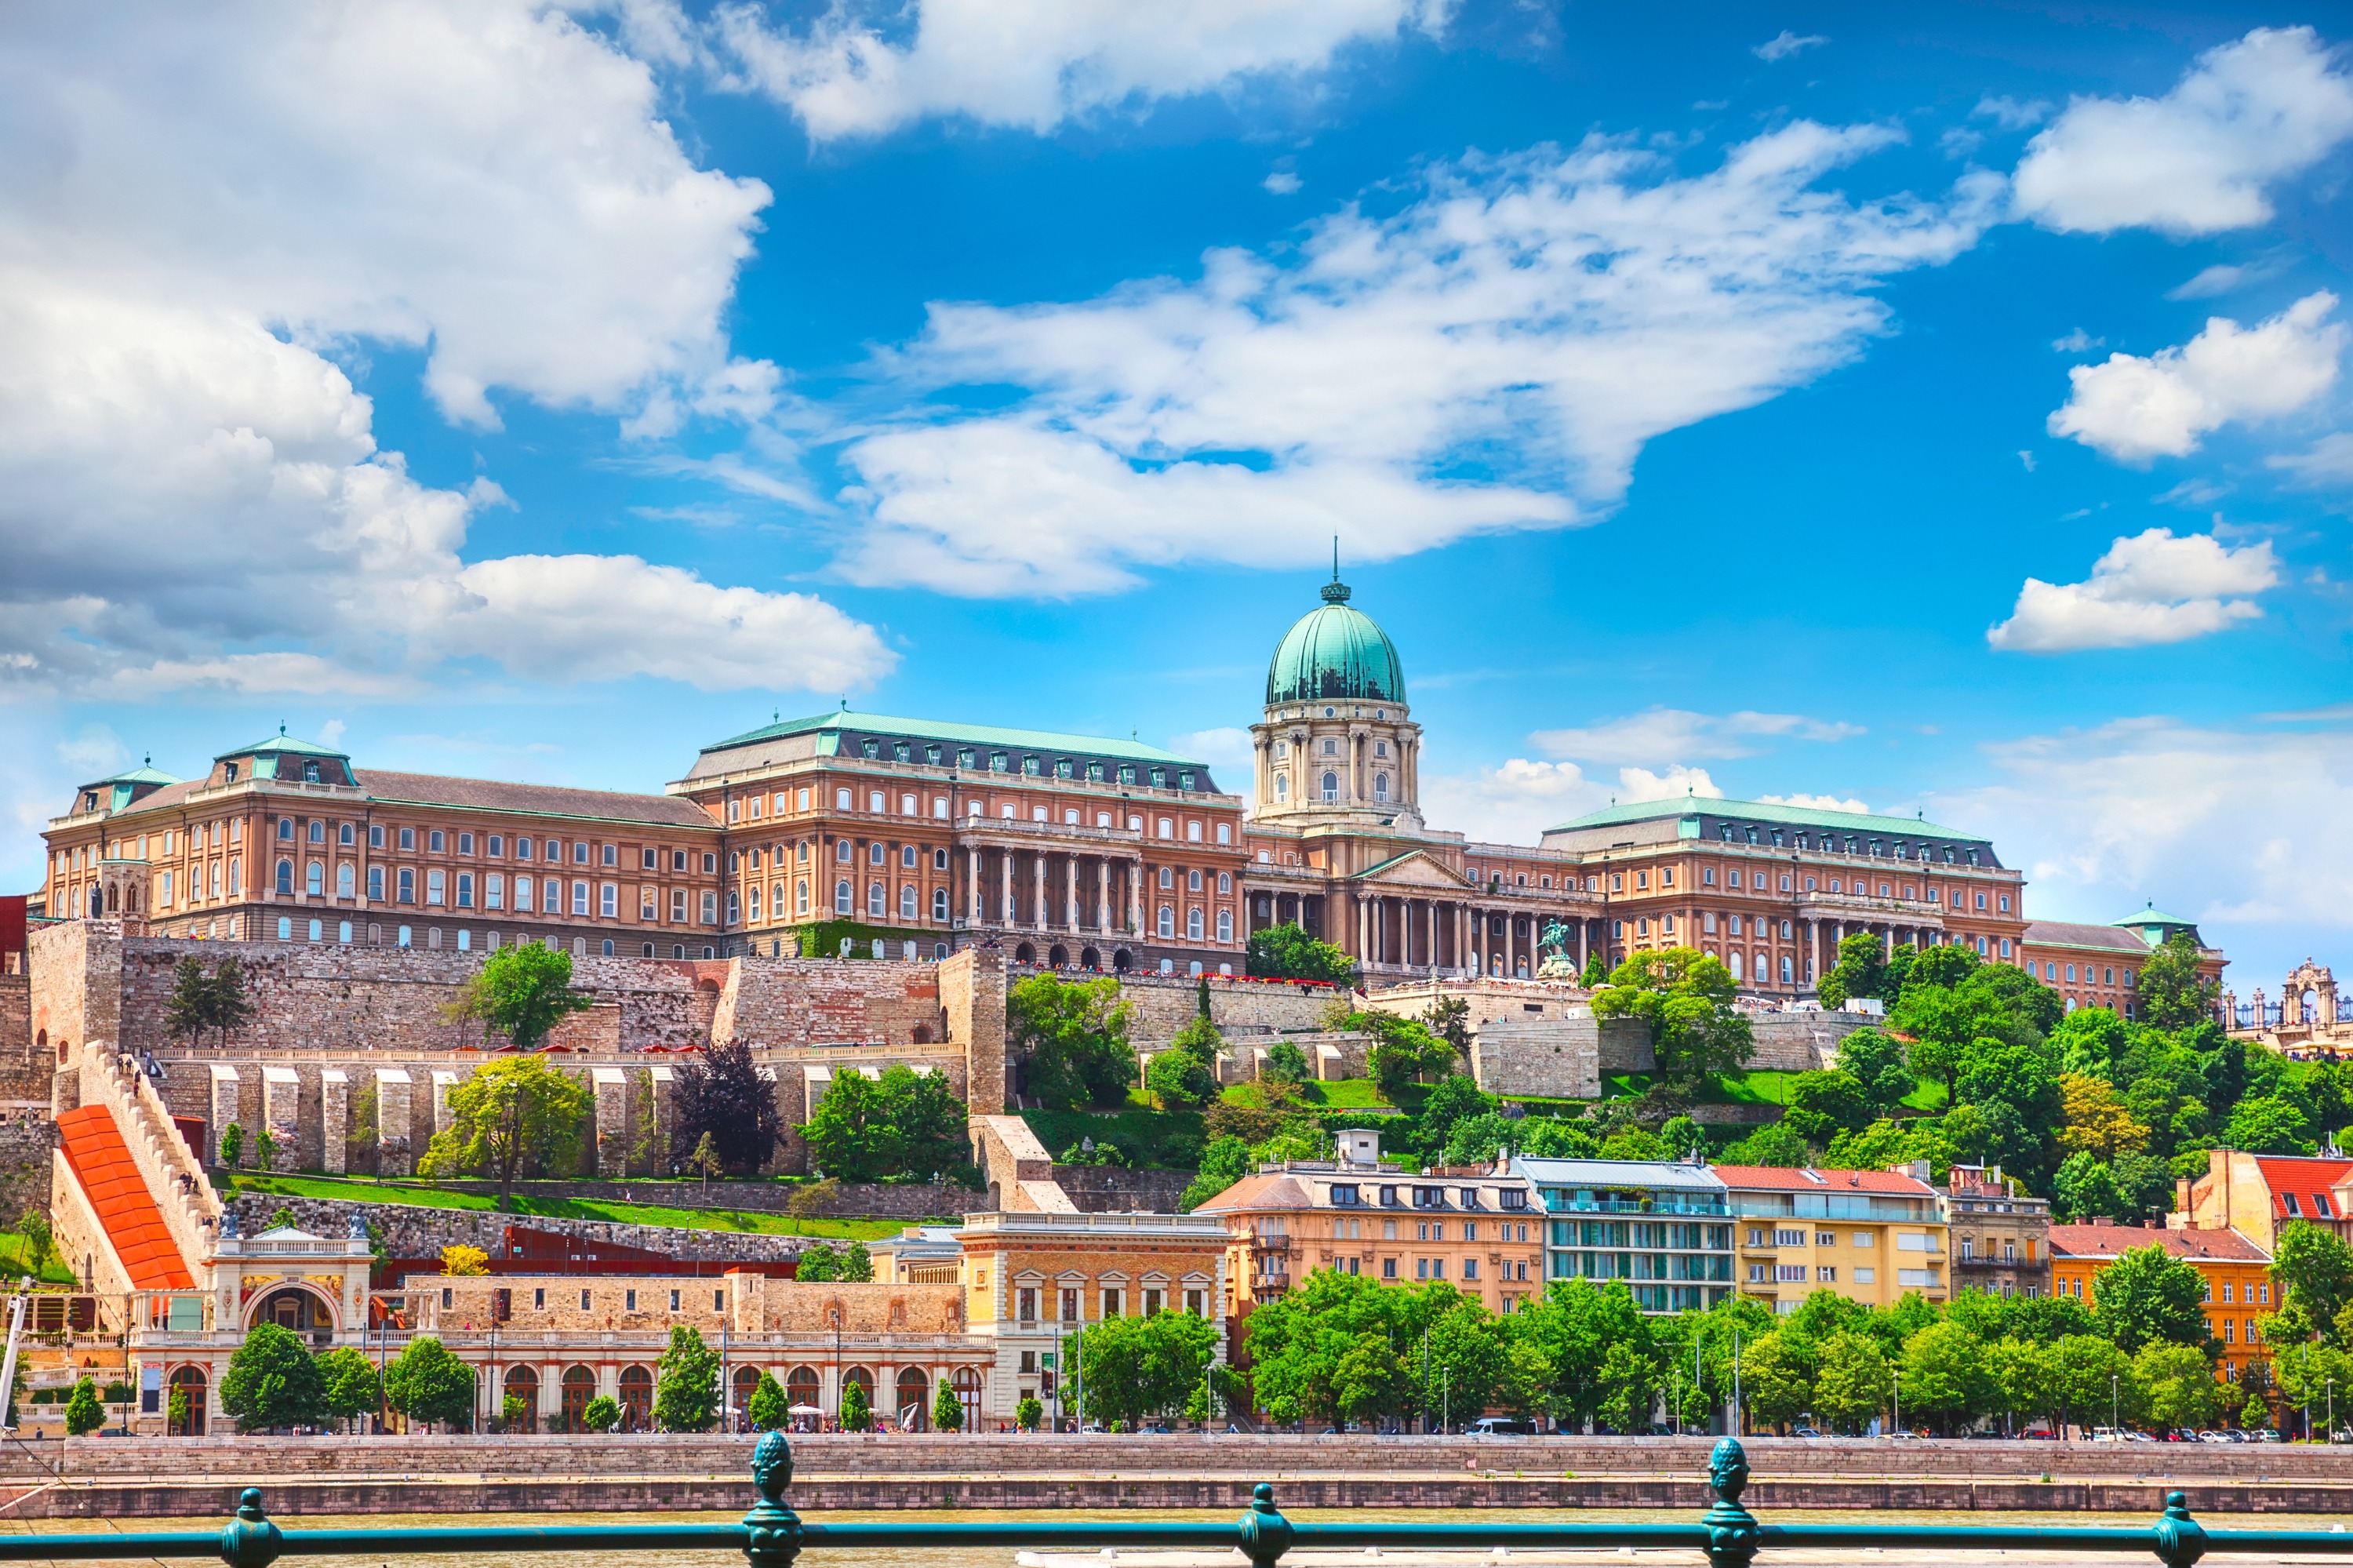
<box><xmin>56</xmin><ymin>1104</ymin><xmax>193</xmax><ymax>1290</ymax></box>
<box><xmin>1711</xmin><ymin>1165</ymin><xmax>1937</xmax><ymax>1195</ymax></box>
<box><xmin>2253</xmin><ymin>1155</ymin><xmax>2353</xmax><ymax>1221</ymax></box>
<box><xmin>1188</xmin><ymin>1173</ymin><xmax>1315</xmax><ymax>1214</ymax></box>
<box><xmin>2047</xmin><ymin>1222</ymin><xmax>2270</xmax><ymax>1264</ymax></box>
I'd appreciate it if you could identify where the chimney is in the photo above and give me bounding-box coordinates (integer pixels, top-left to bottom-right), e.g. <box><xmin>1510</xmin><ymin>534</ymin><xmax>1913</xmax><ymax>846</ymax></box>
<box><xmin>1987</xmin><ymin>1163</ymin><xmax>2002</xmax><ymax>1188</ymax></box>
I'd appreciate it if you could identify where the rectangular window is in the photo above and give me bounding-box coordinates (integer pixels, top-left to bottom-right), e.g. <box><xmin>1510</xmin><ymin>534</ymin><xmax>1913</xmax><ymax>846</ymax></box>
<box><xmin>429</xmin><ymin>830</ymin><xmax>445</xmax><ymax>853</ymax></box>
<box><xmin>488</xmin><ymin>835</ymin><xmax>504</xmax><ymax>857</ymax></box>
<box><xmin>600</xmin><ymin>883</ymin><xmax>617</xmax><ymax>918</ymax></box>
<box><xmin>398</xmin><ymin>868</ymin><xmax>415</xmax><ymax>904</ymax></box>
<box><xmin>456</xmin><ymin>873</ymin><xmax>474</xmax><ymax>909</ymax></box>
<box><xmin>1775</xmin><ymin>1264</ymin><xmax>1806</xmax><ymax>1282</ymax></box>
<box><xmin>399</xmin><ymin>827</ymin><xmax>415</xmax><ymax>850</ymax></box>
<box><xmin>1853</xmin><ymin>1268</ymin><xmax>1875</xmax><ymax>1284</ymax></box>
<box><xmin>486</xmin><ymin>873</ymin><xmax>504</xmax><ymax>910</ymax></box>
<box><xmin>425</xmin><ymin>868</ymin><xmax>446</xmax><ymax>906</ymax></box>
<box><xmin>368</xmin><ymin>866</ymin><xmax>384</xmax><ymax>900</ymax></box>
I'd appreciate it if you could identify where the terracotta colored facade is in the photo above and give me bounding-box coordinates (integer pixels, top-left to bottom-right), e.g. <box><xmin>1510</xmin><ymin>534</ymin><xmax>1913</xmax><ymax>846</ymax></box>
<box><xmin>2048</xmin><ymin>1220</ymin><xmax>2272</xmax><ymax>1379</ymax></box>
<box><xmin>2177</xmin><ymin>1149</ymin><xmax>2353</xmax><ymax>1255</ymax></box>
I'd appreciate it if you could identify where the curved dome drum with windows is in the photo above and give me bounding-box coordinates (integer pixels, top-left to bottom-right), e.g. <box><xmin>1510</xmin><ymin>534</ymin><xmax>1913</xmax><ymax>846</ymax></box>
<box><xmin>1266</xmin><ymin>573</ymin><xmax>1404</xmax><ymax>706</ymax></box>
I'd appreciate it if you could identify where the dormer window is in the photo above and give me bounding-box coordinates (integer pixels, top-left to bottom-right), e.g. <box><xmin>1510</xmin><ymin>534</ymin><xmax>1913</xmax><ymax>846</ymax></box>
<box><xmin>222</xmin><ymin>764</ymin><xmax>238</xmax><ymax>784</ymax></box>
<box><xmin>302</xmin><ymin>760</ymin><xmax>321</xmax><ymax>783</ymax></box>
<box><xmin>82</xmin><ymin>792</ymin><xmax>96</xmax><ymax>812</ymax></box>
<box><xmin>2284</xmin><ymin>1193</ymin><xmax>2302</xmax><ymax>1217</ymax></box>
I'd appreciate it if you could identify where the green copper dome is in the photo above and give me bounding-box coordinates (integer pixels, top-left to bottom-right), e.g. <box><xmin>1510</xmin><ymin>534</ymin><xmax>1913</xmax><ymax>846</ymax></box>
<box><xmin>1266</xmin><ymin>573</ymin><xmax>1405</xmax><ymax>707</ymax></box>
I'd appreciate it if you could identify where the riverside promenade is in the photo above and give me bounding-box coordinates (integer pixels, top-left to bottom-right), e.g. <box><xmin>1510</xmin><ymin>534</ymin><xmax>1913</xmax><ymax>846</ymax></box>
<box><xmin>0</xmin><ymin>1435</ymin><xmax>2347</xmax><ymax>1518</ymax></box>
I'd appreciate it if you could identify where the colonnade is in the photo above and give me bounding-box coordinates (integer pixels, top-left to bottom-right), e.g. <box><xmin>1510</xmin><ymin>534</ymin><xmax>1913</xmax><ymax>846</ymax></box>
<box><xmin>963</xmin><ymin>843</ymin><xmax>1141</xmax><ymax>935</ymax></box>
<box><xmin>1344</xmin><ymin>896</ymin><xmax>1593</xmax><ymax>979</ymax></box>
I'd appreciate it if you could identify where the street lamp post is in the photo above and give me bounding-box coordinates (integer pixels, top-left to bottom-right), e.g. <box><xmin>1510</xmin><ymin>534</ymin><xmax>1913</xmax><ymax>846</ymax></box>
<box><xmin>1892</xmin><ymin>1368</ymin><xmax>1901</xmax><ymax>1437</ymax></box>
<box><xmin>2111</xmin><ymin>1373</ymin><xmax>2118</xmax><ymax>1435</ymax></box>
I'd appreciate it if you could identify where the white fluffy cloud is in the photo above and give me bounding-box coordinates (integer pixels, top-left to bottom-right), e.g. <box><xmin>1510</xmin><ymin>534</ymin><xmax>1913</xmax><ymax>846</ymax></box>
<box><xmin>1986</xmin><ymin>528</ymin><xmax>2280</xmax><ymax>653</ymax></box>
<box><xmin>1421</xmin><ymin>759</ymin><xmax>1722</xmax><ymax>846</ymax></box>
<box><xmin>712</xmin><ymin>0</ymin><xmax>1446</xmax><ymax>139</ymax></box>
<box><xmin>2047</xmin><ymin>293</ymin><xmax>2344</xmax><ymax>462</ymax></box>
<box><xmin>1530</xmin><ymin>707</ymin><xmax>1863</xmax><ymax>764</ymax></box>
<box><xmin>1761</xmin><ymin>791</ymin><xmax>1870</xmax><ymax>813</ymax></box>
<box><xmin>1933</xmin><ymin>719</ymin><xmax>2353</xmax><ymax>966</ymax></box>
<box><xmin>2013</xmin><ymin>27</ymin><xmax>2353</xmax><ymax>236</ymax></box>
<box><xmin>830</xmin><ymin>122</ymin><xmax>1998</xmax><ymax>595</ymax></box>
<box><xmin>0</xmin><ymin>2</ymin><xmax>894</xmax><ymax>699</ymax></box>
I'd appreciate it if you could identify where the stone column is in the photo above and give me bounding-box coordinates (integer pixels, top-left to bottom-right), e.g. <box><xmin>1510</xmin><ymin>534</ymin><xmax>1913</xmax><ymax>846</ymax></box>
<box><xmin>1128</xmin><ymin>860</ymin><xmax>1142</xmax><ymax>936</ymax></box>
<box><xmin>592</xmin><ymin>1068</ymin><xmax>626</xmax><ymax>1176</ymax></box>
<box><xmin>1096</xmin><ymin>858</ymin><xmax>1111</xmax><ymax>932</ymax></box>
<box><xmin>262</xmin><ymin>1068</ymin><xmax>299</xmax><ymax>1172</ymax></box>
<box><xmin>648</xmin><ymin>1064</ymin><xmax>675</xmax><ymax>1162</ymax></box>
<box><xmin>321</xmin><ymin>1069</ymin><xmax>348</xmax><ymax>1176</ymax></box>
<box><xmin>1001</xmin><ymin>851</ymin><xmax>1014</xmax><ymax>930</ymax></box>
<box><xmin>1577</xmin><ymin>918</ymin><xmax>1589</xmax><ymax>973</ymax></box>
<box><xmin>968</xmin><ymin>846</ymin><xmax>980</xmax><ymax>924</ymax></box>
<box><xmin>207</xmin><ymin>1065</ymin><xmax>239</xmax><ymax>1166</ymax></box>
<box><xmin>1356</xmin><ymin>896</ymin><xmax>1370</xmax><ymax>963</ymax></box>
<box><xmin>1427</xmin><ymin>902</ymin><xmax>1438</xmax><ymax>972</ymax></box>
<box><xmin>1454</xmin><ymin>906</ymin><xmax>1467</xmax><ymax>975</ymax></box>
<box><xmin>1065</xmin><ymin>857</ymin><xmax>1078</xmax><ymax>930</ymax></box>
<box><xmin>376</xmin><ymin>1067</ymin><xmax>413</xmax><ymax>1177</ymax></box>
<box><xmin>1034</xmin><ymin>853</ymin><xmax>1047</xmax><ymax>932</ymax></box>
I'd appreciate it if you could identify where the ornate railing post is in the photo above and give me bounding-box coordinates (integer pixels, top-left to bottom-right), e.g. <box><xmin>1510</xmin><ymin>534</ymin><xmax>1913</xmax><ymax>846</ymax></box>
<box><xmin>218</xmin><ymin>1489</ymin><xmax>282</xmax><ymax>1568</ymax></box>
<box><xmin>744</xmin><ymin>1431</ymin><xmax>805</xmax><ymax>1568</ymax></box>
<box><xmin>1700</xmin><ymin>1438</ymin><xmax>1760</xmax><ymax>1568</ymax></box>
<box><xmin>2153</xmin><ymin>1491</ymin><xmax>2207</xmax><ymax>1568</ymax></box>
<box><xmin>1238</xmin><ymin>1483</ymin><xmax>1294</xmax><ymax>1568</ymax></box>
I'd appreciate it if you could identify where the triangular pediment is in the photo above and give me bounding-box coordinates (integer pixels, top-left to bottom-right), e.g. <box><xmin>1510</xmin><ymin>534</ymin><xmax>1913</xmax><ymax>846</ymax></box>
<box><xmin>1352</xmin><ymin>849</ymin><xmax>1468</xmax><ymax>891</ymax></box>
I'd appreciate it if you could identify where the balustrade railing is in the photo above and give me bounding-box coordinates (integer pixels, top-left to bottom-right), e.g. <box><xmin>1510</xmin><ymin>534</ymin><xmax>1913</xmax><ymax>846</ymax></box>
<box><xmin>0</xmin><ymin>1435</ymin><xmax>2326</xmax><ymax>1568</ymax></box>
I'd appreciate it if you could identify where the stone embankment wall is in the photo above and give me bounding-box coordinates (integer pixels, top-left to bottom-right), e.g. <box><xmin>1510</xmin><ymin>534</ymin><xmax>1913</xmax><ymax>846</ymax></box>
<box><xmin>224</xmin><ymin>1193</ymin><xmax>817</xmax><ymax>1264</ymax></box>
<box><xmin>1112</xmin><ymin>971</ymin><xmax>1338</xmax><ymax>1038</ymax></box>
<box><xmin>13</xmin><ymin>1434</ymin><xmax>2353</xmax><ymax>1515</ymax></box>
<box><xmin>0</xmin><ymin>973</ymin><xmax>41</xmax><ymax>1102</ymax></box>
<box><xmin>1047</xmin><ymin>1165</ymin><xmax>1191</xmax><ymax>1212</ymax></box>
<box><xmin>0</xmin><ymin>1115</ymin><xmax>55</xmax><ymax>1221</ymax></box>
<box><xmin>1469</xmin><ymin>1015</ymin><xmax>1650</xmax><ymax>1099</ymax></box>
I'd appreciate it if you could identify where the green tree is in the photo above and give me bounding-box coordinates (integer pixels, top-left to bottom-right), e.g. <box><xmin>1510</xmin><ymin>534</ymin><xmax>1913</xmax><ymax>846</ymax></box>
<box><xmin>1783</xmin><ymin>1069</ymin><xmax>1871</xmax><ymax>1143</ymax></box>
<box><xmin>2095</xmin><ymin>1245</ymin><xmax>2212</xmax><ymax>1353</ymax></box>
<box><xmin>1507</xmin><ymin>1279</ymin><xmax>1650</xmax><ymax>1432</ymax></box>
<box><xmin>384</xmin><ymin>1335</ymin><xmax>475</xmax><ymax>1431</ymax></box>
<box><xmin>416</xmin><ymin>1054</ymin><xmax>592</xmax><ymax>1203</ymax></box>
<box><xmin>2140</xmin><ymin>932</ymin><xmax>2221</xmax><ymax>1031</ymax></box>
<box><xmin>443</xmin><ymin>942</ymin><xmax>593</xmax><ymax>1050</ymax></box>
<box><xmin>582</xmin><ymin>1395</ymin><xmax>620</xmax><ymax>1433</ymax></box>
<box><xmin>1246</xmin><ymin>923</ymin><xmax>1358</xmax><ymax>987</ymax></box>
<box><xmin>16</xmin><ymin>1209</ymin><xmax>51</xmax><ymax>1275</ymax></box>
<box><xmin>1443</xmin><ymin>1111</ymin><xmax>1520</xmax><ymax>1167</ymax></box>
<box><xmin>1180</xmin><ymin>1136</ymin><xmax>1256</xmax><ymax>1211</ymax></box>
<box><xmin>686</xmin><ymin>1130</ymin><xmax>725</xmax><ymax>1194</ymax></box>
<box><xmin>315</xmin><ymin>1346</ymin><xmax>381</xmax><ymax>1431</ymax></box>
<box><xmin>254</xmin><ymin>1126</ymin><xmax>279</xmax><ymax>1174</ymax></box>
<box><xmin>1169</xmin><ymin>1013</ymin><xmax>1223</xmax><ymax>1066</ymax></box>
<box><xmin>1595</xmin><ymin>1340</ymin><xmax>1654</xmax><ymax>1434</ymax></box>
<box><xmin>1355</xmin><ymin>1012</ymin><xmax>1456</xmax><ymax>1102</ymax></box>
<box><xmin>798</xmin><ymin>1068</ymin><xmax>894</xmax><ymax>1181</ymax></box>
<box><xmin>1833</xmin><ymin>1027</ymin><xmax>1916</xmax><ymax>1113</ymax></box>
<box><xmin>2133</xmin><ymin>1341</ymin><xmax>2222</xmax><ymax>1435</ymax></box>
<box><xmin>1810</xmin><ymin>1329</ymin><xmax>1891</xmax><ymax>1433</ymax></box>
<box><xmin>218</xmin><ymin>1122</ymin><xmax>245</xmax><ymax>1169</ymax></box>
<box><xmin>1590</xmin><ymin>948</ymin><xmax>1752</xmax><ymax>1086</ymax></box>
<box><xmin>2274</xmin><ymin>1222</ymin><xmax>2353</xmax><ymax>1334</ymax></box>
<box><xmin>2053</xmin><ymin>1008</ymin><xmax>2130</xmax><ymax>1080</ymax></box>
<box><xmin>1598</xmin><ymin>1124</ymin><xmax>1670</xmax><ymax>1161</ymax></box>
<box><xmin>796</xmin><ymin>1242</ymin><xmax>841</xmax><ymax>1282</ymax></box>
<box><xmin>840</xmin><ymin>1377</ymin><xmax>872</xmax><ymax>1432</ymax></box>
<box><xmin>671</xmin><ymin>1039</ymin><xmax>787</xmax><ymax>1176</ymax></box>
<box><xmin>64</xmin><ymin>1376</ymin><xmax>103</xmax><ymax>1436</ymax></box>
<box><xmin>2052</xmin><ymin>1151</ymin><xmax>2126</xmax><ymax>1222</ymax></box>
<box><xmin>1580</xmin><ymin>949</ymin><xmax>1609</xmax><ymax>987</ymax></box>
<box><xmin>2225</xmin><ymin>1095</ymin><xmax>2315</xmax><ymax>1155</ymax></box>
<box><xmin>164</xmin><ymin>957</ymin><xmax>211</xmax><ymax>1046</ymax></box>
<box><xmin>1518</xmin><ymin>1119</ymin><xmax>1600</xmax><ymax>1159</ymax></box>
<box><xmin>653</xmin><ymin>1326</ymin><xmax>721</xmax><ymax>1432</ymax></box>
<box><xmin>1660</xmin><ymin>1115</ymin><xmax>1709</xmax><ymax>1159</ymax></box>
<box><xmin>1984</xmin><ymin>1336</ymin><xmax>2058</xmax><ymax>1434</ymax></box>
<box><xmin>1263</xmin><ymin>1039</ymin><xmax>1311</xmax><ymax>1085</ymax></box>
<box><xmin>207</xmin><ymin>958</ymin><xmax>254</xmax><ymax>1049</ymax></box>
<box><xmin>1145</xmin><ymin>1047</ymin><xmax>1216</xmax><ymax>1110</ymax></box>
<box><xmin>1719</xmin><ymin>1122</ymin><xmax>1809</xmax><ymax>1167</ymax></box>
<box><xmin>839</xmin><ymin>1241</ymin><xmax>873</xmax><ymax>1282</ymax></box>
<box><xmin>1077</xmin><ymin>1308</ymin><xmax>1219</xmax><ymax>1427</ymax></box>
<box><xmin>748</xmin><ymin>1370</ymin><xmax>787</xmax><ymax>1431</ymax></box>
<box><xmin>1816</xmin><ymin>932</ymin><xmax>1889</xmax><ymax>1010</ymax></box>
<box><xmin>933</xmin><ymin>1377</ymin><xmax>965</xmax><ymax>1433</ymax></box>
<box><xmin>1413</xmin><ymin>1075</ymin><xmax>1494</xmax><ymax>1161</ymax></box>
<box><xmin>1010</xmin><ymin>974</ymin><xmax>1136</xmax><ymax>1111</ymax></box>
<box><xmin>1424</xmin><ymin>995</ymin><xmax>1473</xmax><ymax>1058</ymax></box>
<box><xmin>1740</xmin><ymin>1333</ymin><xmax>1813</xmax><ymax>1432</ymax></box>
<box><xmin>220</xmin><ymin>1322</ymin><xmax>327</xmax><ymax>1432</ymax></box>
<box><xmin>1013</xmin><ymin>1392</ymin><xmax>1043</xmax><ymax>1431</ymax></box>
<box><xmin>1899</xmin><ymin>1322</ymin><xmax>1991</xmax><ymax>1435</ymax></box>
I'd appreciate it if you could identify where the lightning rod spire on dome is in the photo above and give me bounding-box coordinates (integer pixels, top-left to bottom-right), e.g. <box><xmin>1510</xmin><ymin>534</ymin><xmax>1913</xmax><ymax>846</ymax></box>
<box><xmin>1322</xmin><ymin>536</ymin><xmax>1351</xmax><ymax>604</ymax></box>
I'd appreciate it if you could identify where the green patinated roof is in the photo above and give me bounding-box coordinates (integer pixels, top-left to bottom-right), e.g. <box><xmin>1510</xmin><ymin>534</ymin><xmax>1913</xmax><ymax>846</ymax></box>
<box><xmin>92</xmin><ymin>762</ymin><xmax>179</xmax><ymax>788</ymax></box>
<box><xmin>2115</xmin><ymin>904</ymin><xmax>2196</xmax><ymax>928</ymax></box>
<box><xmin>1545</xmin><ymin>795</ymin><xmax>1980</xmax><ymax>842</ymax></box>
<box><xmin>215</xmin><ymin>727</ymin><xmax>350</xmax><ymax>761</ymax></box>
<box><xmin>703</xmin><ymin>708</ymin><xmax>1203</xmax><ymax>766</ymax></box>
<box><xmin>1266</xmin><ymin>575</ymin><xmax>1404</xmax><ymax>708</ymax></box>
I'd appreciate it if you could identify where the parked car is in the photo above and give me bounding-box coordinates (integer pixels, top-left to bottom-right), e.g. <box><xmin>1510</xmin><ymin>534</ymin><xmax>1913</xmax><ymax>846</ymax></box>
<box><xmin>1791</xmin><ymin>1427</ymin><xmax>1824</xmax><ymax>1439</ymax></box>
<box><xmin>1467</xmin><ymin>1417</ymin><xmax>1535</xmax><ymax>1436</ymax></box>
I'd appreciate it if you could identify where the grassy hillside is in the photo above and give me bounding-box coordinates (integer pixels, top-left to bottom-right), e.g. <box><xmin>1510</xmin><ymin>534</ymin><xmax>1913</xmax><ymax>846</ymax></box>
<box><xmin>215</xmin><ymin>1173</ymin><xmax>927</xmax><ymax>1239</ymax></box>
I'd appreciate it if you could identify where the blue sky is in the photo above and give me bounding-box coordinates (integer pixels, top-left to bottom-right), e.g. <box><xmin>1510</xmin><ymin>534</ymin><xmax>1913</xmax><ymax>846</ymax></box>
<box><xmin>5</xmin><ymin>2</ymin><xmax>2353</xmax><ymax>988</ymax></box>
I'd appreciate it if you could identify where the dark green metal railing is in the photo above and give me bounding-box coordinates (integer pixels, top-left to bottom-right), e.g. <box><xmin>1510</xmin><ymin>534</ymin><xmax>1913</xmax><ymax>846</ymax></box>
<box><xmin>0</xmin><ymin>1435</ymin><xmax>2332</xmax><ymax>1568</ymax></box>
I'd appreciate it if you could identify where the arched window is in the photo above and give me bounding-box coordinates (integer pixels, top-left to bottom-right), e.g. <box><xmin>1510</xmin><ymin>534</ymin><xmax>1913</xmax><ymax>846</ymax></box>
<box><xmin>276</xmin><ymin>858</ymin><xmax>293</xmax><ymax>895</ymax></box>
<box><xmin>336</xmin><ymin>863</ymin><xmax>354</xmax><ymax>897</ymax></box>
<box><xmin>1217</xmin><ymin>910</ymin><xmax>1233</xmax><ymax>942</ymax></box>
<box><xmin>503</xmin><ymin>1365</ymin><xmax>540</xmax><ymax>1434</ymax></box>
<box><xmin>900</xmin><ymin>883</ymin><xmax>918</xmax><ymax>919</ymax></box>
<box><xmin>867</xmin><ymin>881</ymin><xmax>885</xmax><ymax>917</ymax></box>
<box><xmin>559</xmin><ymin>1366</ymin><xmax>597</xmax><ymax>1432</ymax></box>
<box><xmin>1275</xmin><ymin>775</ymin><xmax>1289</xmax><ymax>801</ymax></box>
<box><xmin>1374</xmin><ymin>773</ymin><xmax>1389</xmax><ymax>802</ymax></box>
<box><xmin>931</xmin><ymin>887</ymin><xmax>950</xmax><ymax>921</ymax></box>
<box><xmin>786</xmin><ymin>1366</ymin><xmax>821</xmax><ymax>1413</ymax></box>
<box><xmin>168</xmin><ymin>1366</ymin><xmax>208</xmax><ymax>1436</ymax></box>
<box><xmin>835</xmin><ymin>839</ymin><xmax>853</xmax><ymax>862</ymax></box>
<box><xmin>747</xmin><ymin>886</ymin><xmax>761</xmax><ymax>921</ymax></box>
<box><xmin>1728</xmin><ymin>951</ymin><xmax>1743</xmax><ymax>981</ymax></box>
<box><xmin>1187</xmin><ymin>908</ymin><xmax>1204</xmax><ymax>940</ymax></box>
<box><xmin>306</xmin><ymin>861</ymin><xmax>323</xmax><ymax>896</ymax></box>
<box><xmin>618</xmin><ymin>1366</ymin><xmax>654</xmax><ymax>1431</ymax></box>
<box><xmin>1187</xmin><ymin>869</ymin><xmax>1203</xmax><ymax>892</ymax></box>
<box><xmin>895</xmin><ymin>1367</ymin><xmax>930</xmax><ymax>1430</ymax></box>
<box><xmin>1321</xmin><ymin>772</ymin><xmax>1338</xmax><ymax>802</ymax></box>
<box><xmin>835</xmin><ymin>880</ymin><xmax>853</xmax><ymax>915</ymax></box>
<box><xmin>1157</xmin><ymin>904</ymin><xmax>1174</xmax><ymax>938</ymax></box>
<box><xmin>797</xmin><ymin>879</ymin><xmax>809</xmax><ymax>914</ymax></box>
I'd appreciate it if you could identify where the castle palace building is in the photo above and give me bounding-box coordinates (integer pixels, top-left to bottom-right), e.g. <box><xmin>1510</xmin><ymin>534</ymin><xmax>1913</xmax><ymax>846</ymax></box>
<box><xmin>39</xmin><ymin>571</ymin><xmax>2209</xmax><ymax>996</ymax></box>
